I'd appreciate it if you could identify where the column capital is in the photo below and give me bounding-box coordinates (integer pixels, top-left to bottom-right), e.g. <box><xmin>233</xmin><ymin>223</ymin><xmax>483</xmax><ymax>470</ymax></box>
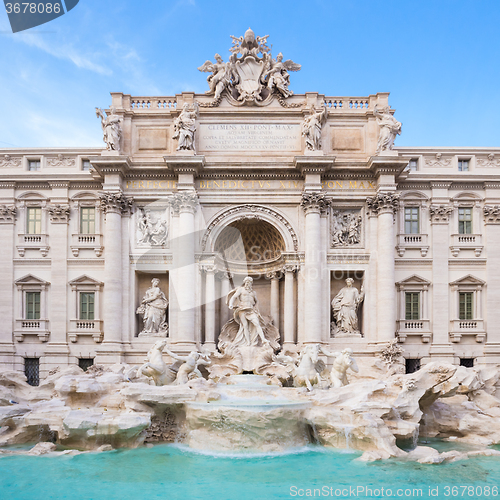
<box><xmin>283</xmin><ymin>263</ymin><xmax>299</xmax><ymax>274</ymax></box>
<box><xmin>200</xmin><ymin>264</ymin><xmax>217</xmax><ymax>274</ymax></box>
<box><xmin>47</xmin><ymin>204</ymin><xmax>71</xmax><ymax>223</ymax></box>
<box><xmin>300</xmin><ymin>191</ymin><xmax>330</xmax><ymax>215</ymax></box>
<box><xmin>366</xmin><ymin>192</ymin><xmax>399</xmax><ymax>216</ymax></box>
<box><xmin>99</xmin><ymin>191</ymin><xmax>133</xmax><ymax>215</ymax></box>
<box><xmin>216</xmin><ymin>270</ymin><xmax>233</xmax><ymax>281</ymax></box>
<box><xmin>483</xmin><ymin>205</ymin><xmax>500</xmax><ymax>224</ymax></box>
<box><xmin>266</xmin><ymin>271</ymin><xmax>282</xmax><ymax>280</ymax></box>
<box><xmin>0</xmin><ymin>205</ymin><xmax>17</xmax><ymax>224</ymax></box>
<box><xmin>429</xmin><ymin>204</ymin><xmax>453</xmax><ymax>224</ymax></box>
<box><xmin>169</xmin><ymin>191</ymin><xmax>199</xmax><ymax>215</ymax></box>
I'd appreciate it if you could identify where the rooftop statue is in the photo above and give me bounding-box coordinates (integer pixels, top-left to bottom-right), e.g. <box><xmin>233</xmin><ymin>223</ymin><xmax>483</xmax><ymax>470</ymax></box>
<box><xmin>302</xmin><ymin>106</ymin><xmax>328</xmax><ymax>151</ymax></box>
<box><xmin>374</xmin><ymin>105</ymin><xmax>402</xmax><ymax>154</ymax></box>
<box><xmin>173</xmin><ymin>102</ymin><xmax>199</xmax><ymax>152</ymax></box>
<box><xmin>96</xmin><ymin>106</ymin><xmax>122</xmax><ymax>152</ymax></box>
<box><xmin>198</xmin><ymin>28</ymin><xmax>300</xmax><ymax>106</ymax></box>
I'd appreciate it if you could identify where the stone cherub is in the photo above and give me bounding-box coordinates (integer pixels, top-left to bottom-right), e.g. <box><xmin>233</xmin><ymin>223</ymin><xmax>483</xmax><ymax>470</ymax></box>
<box><xmin>96</xmin><ymin>106</ymin><xmax>122</xmax><ymax>152</ymax></box>
<box><xmin>374</xmin><ymin>105</ymin><xmax>402</xmax><ymax>154</ymax></box>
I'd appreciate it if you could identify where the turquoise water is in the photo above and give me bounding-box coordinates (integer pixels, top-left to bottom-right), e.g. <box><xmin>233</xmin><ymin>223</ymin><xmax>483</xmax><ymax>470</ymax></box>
<box><xmin>1</xmin><ymin>444</ymin><xmax>500</xmax><ymax>500</ymax></box>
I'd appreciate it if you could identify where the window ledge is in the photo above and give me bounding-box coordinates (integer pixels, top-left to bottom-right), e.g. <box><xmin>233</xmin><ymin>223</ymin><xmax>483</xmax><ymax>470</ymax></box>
<box><xmin>70</xmin><ymin>234</ymin><xmax>103</xmax><ymax>257</ymax></box>
<box><xmin>396</xmin><ymin>234</ymin><xmax>429</xmax><ymax>257</ymax></box>
<box><xmin>17</xmin><ymin>234</ymin><xmax>49</xmax><ymax>257</ymax></box>
<box><xmin>68</xmin><ymin>319</ymin><xmax>103</xmax><ymax>343</ymax></box>
<box><xmin>14</xmin><ymin>319</ymin><xmax>50</xmax><ymax>342</ymax></box>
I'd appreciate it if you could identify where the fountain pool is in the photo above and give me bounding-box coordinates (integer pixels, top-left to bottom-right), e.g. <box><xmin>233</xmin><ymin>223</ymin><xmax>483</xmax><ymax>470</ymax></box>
<box><xmin>1</xmin><ymin>443</ymin><xmax>500</xmax><ymax>500</ymax></box>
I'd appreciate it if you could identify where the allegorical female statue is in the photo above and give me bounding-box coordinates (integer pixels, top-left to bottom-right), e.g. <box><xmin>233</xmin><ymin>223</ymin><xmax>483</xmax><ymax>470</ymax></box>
<box><xmin>331</xmin><ymin>278</ymin><xmax>364</xmax><ymax>335</ymax></box>
<box><xmin>374</xmin><ymin>105</ymin><xmax>402</xmax><ymax>154</ymax></box>
<box><xmin>96</xmin><ymin>106</ymin><xmax>122</xmax><ymax>152</ymax></box>
<box><xmin>136</xmin><ymin>278</ymin><xmax>169</xmax><ymax>336</ymax></box>
<box><xmin>301</xmin><ymin>106</ymin><xmax>328</xmax><ymax>151</ymax></box>
<box><xmin>172</xmin><ymin>102</ymin><xmax>199</xmax><ymax>151</ymax></box>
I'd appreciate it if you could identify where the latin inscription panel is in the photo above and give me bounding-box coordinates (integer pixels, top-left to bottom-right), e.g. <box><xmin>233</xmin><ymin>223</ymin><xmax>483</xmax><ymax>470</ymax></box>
<box><xmin>199</xmin><ymin>123</ymin><xmax>301</xmax><ymax>152</ymax></box>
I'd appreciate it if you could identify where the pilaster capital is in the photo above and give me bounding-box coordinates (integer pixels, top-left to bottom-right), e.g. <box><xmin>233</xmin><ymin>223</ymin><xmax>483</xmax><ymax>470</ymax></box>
<box><xmin>0</xmin><ymin>204</ymin><xmax>17</xmax><ymax>223</ymax></box>
<box><xmin>300</xmin><ymin>191</ymin><xmax>330</xmax><ymax>215</ymax></box>
<box><xmin>282</xmin><ymin>263</ymin><xmax>299</xmax><ymax>274</ymax></box>
<box><xmin>99</xmin><ymin>191</ymin><xmax>133</xmax><ymax>215</ymax></box>
<box><xmin>169</xmin><ymin>191</ymin><xmax>199</xmax><ymax>214</ymax></box>
<box><xmin>429</xmin><ymin>204</ymin><xmax>453</xmax><ymax>224</ymax></box>
<box><xmin>266</xmin><ymin>271</ymin><xmax>282</xmax><ymax>280</ymax></box>
<box><xmin>366</xmin><ymin>192</ymin><xmax>399</xmax><ymax>216</ymax></box>
<box><xmin>216</xmin><ymin>270</ymin><xmax>233</xmax><ymax>281</ymax></box>
<box><xmin>200</xmin><ymin>264</ymin><xmax>217</xmax><ymax>274</ymax></box>
<box><xmin>483</xmin><ymin>205</ymin><xmax>500</xmax><ymax>224</ymax></box>
<box><xmin>47</xmin><ymin>204</ymin><xmax>70</xmax><ymax>223</ymax></box>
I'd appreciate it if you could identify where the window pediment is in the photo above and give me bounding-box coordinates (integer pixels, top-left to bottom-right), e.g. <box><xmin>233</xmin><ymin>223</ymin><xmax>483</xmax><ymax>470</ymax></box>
<box><xmin>450</xmin><ymin>274</ymin><xmax>485</xmax><ymax>287</ymax></box>
<box><xmin>15</xmin><ymin>274</ymin><xmax>50</xmax><ymax>286</ymax></box>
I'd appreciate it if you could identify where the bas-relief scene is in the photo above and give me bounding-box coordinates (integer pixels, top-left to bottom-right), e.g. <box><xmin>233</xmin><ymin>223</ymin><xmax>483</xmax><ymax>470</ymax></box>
<box><xmin>1</xmin><ymin>28</ymin><xmax>500</xmax><ymax>479</ymax></box>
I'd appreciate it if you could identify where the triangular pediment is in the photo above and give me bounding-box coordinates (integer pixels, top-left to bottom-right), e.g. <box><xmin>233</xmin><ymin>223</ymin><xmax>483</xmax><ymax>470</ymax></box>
<box><xmin>450</xmin><ymin>274</ymin><xmax>485</xmax><ymax>286</ymax></box>
<box><xmin>397</xmin><ymin>274</ymin><xmax>431</xmax><ymax>286</ymax></box>
<box><xmin>15</xmin><ymin>274</ymin><xmax>50</xmax><ymax>285</ymax></box>
<box><xmin>68</xmin><ymin>275</ymin><xmax>103</xmax><ymax>286</ymax></box>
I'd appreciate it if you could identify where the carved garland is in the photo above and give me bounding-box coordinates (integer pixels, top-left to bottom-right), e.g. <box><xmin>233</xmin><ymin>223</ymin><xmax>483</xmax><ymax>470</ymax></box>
<box><xmin>0</xmin><ymin>155</ymin><xmax>22</xmax><ymax>168</ymax></box>
<box><xmin>202</xmin><ymin>204</ymin><xmax>299</xmax><ymax>252</ymax></box>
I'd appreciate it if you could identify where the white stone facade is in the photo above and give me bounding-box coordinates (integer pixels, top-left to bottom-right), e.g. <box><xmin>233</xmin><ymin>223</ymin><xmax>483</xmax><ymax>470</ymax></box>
<box><xmin>2</xmin><ymin>64</ymin><xmax>500</xmax><ymax>379</ymax></box>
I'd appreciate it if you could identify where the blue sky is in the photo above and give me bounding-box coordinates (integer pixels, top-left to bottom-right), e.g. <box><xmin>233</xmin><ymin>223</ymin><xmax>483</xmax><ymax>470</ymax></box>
<box><xmin>1</xmin><ymin>0</ymin><xmax>499</xmax><ymax>148</ymax></box>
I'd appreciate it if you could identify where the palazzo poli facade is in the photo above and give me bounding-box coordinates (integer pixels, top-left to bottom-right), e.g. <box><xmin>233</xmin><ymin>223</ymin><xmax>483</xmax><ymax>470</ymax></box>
<box><xmin>1</xmin><ymin>30</ymin><xmax>500</xmax><ymax>381</ymax></box>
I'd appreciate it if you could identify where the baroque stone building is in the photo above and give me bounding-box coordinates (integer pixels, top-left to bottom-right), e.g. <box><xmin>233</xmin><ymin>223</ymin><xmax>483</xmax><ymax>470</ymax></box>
<box><xmin>1</xmin><ymin>30</ymin><xmax>500</xmax><ymax>382</ymax></box>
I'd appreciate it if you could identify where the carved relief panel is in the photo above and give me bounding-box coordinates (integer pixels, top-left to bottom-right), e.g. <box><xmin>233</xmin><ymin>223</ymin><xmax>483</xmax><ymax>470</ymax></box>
<box><xmin>330</xmin><ymin>209</ymin><xmax>363</xmax><ymax>248</ymax></box>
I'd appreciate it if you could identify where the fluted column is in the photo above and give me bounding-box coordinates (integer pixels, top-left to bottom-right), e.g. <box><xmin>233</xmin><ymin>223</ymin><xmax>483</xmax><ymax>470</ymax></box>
<box><xmin>219</xmin><ymin>271</ymin><xmax>232</xmax><ymax>327</ymax></box>
<box><xmin>170</xmin><ymin>192</ymin><xmax>198</xmax><ymax>346</ymax></box>
<box><xmin>283</xmin><ymin>264</ymin><xmax>297</xmax><ymax>345</ymax></box>
<box><xmin>100</xmin><ymin>192</ymin><xmax>132</xmax><ymax>345</ymax></box>
<box><xmin>266</xmin><ymin>272</ymin><xmax>280</xmax><ymax>327</ymax></box>
<box><xmin>367</xmin><ymin>193</ymin><xmax>398</xmax><ymax>343</ymax></box>
<box><xmin>202</xmin><ymin>265</ymin><xmax>216</xmax><ymax>349</ymax></box>
<box><xmin>300</xmin><ymin>192</ymin><xmax>329</xmax><ymax>343</ymax></box>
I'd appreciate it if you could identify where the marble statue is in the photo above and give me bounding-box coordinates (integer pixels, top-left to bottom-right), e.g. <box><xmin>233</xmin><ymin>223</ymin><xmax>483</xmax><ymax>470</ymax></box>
<box><xmin>374</xmin><ymin>105</ymin><xmax>401</xmax><ymax>154</ymax></box>
<box><xmin>331</xmin><ymin>211</ymin><xmax>362</xmax><ymax>247</ymax></box>
<box><xmin>173</xmin><ymin>103</ymin><xmax>199</xmax><ymax>151</ymax></box>
<box><xmin>322</xmin><ymin>347</ymin><xmax>359</xmax><ymax>387</ymax></box>
<box><xmin>292</xmin><ymin>344</ymin><xmax>326</xmax><ymax>391</ymax></box>
<box><xmin>302</xmin><ymin>106</ymin><xmax>328</xmax><ymax>151</ymax></box>
<box><xmin>136</xmin><ymin>339</ymin><xmax>176</xmax><ymax>386</ymax></box>
<box><xmin>263</xmin><ymin>52</ymin><xmax>301</xmax><ymax>98</ymax></box>
<box><xmin>137</xmin><ymin>209</ymin><xmax>168</xmax><ymax>246</ymax></box>
<box><xmin>331</xmin><ymin>278</ymin><xmax>364</xmax><ymax>335</ymax></box>
<box><xmin>227</xmin><ymin>277</ymin><xmax>269</xmax><ymax>347</ymax></box>
<box><xmin>136</xmin><ymin>278</ymin><xmax>169</xmax><ymax>336</ymax></box>
<box><xmin>198</xmin><ymin>54</ymin><xmax>233</xmax><ymax>101</ymax></box>
<box><xmin>95</xmin><ymin>106</ymin><xmax>122</xmax><ymax>152</ymax></box>
<box><xmin>164</xmin><ymin>349</ymin><xmax>211</xmax><ymax>385</ymax></box>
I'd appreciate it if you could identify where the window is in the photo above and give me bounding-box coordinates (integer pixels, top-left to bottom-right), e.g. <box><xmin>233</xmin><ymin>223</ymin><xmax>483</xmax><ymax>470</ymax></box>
<box><xmin>458</xmin><ymin>207</ymin><xmax>472</xmax><ymax>234</ymax></box>
<box><xmin>80</xmin><ymin>207</ymin><xmax>96</xmax><ymax>234</ymax></box>
<box><xmin>82</xmin><ymin>159</ymin><xmax>91</xmax><ymax>171</ymax></box>
<box><xmin>458</xmin><ymin>160</ymin><xmax>469</xmax><ymax>172</ymax></box>
<box><xmin>459</xmin><ymin>292</ymin><xmax>473</xmax><ymax>320</ymax></box>
<box><xmin>26</xmin><ymin>207</ymin><xmax>42</xmax><ymax>234</ymax></box>
<box><xmin>405</xmin><ymin>359</ymin><xmax>421</xmax><ymax>374</ymax></box>
<box><xmin>460</xmin><ymin>358</ymin><xmax>474</xmax><ymax>368</ymax></box>
<box><xmin>80</xmin><ymin>292</ymin><xmax>95</xmax><ymax>320</ymax></box>
<box><xmin>26</xmin><ymin>291</ymin><xmax>41</xmax><ymax>319</ymax></box>
<box><xmin>78</xmin><ymin>358</ymin><xmax>94</xmax><ymax>371</ymax></box>
<box><xmin>404</xmin><ymin>207</ymin><xmax>419</xmax><ymax>234</ymax></box>
<box><xmin>28</xmin><ymin>160</ymin><xmax>41</xmax><ymax>171</ymax></box>
<box><xmin>25</xmin><ymin>358</ymin><xmax>39</xmax><ymax>386</ymax></box>
<box><xmin>408</xmin><ymin>158</ymin><xmax>418</xmax><ymax>172</ymax></box>
<box><xmin>405</xmin><ymin>292</ymin><xmax>420</xmax><ymax>320</ymax></box>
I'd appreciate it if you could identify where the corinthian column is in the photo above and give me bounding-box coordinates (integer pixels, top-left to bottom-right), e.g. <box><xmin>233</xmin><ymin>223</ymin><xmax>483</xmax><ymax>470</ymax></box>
<box><xmin>170</xmin><ymin>192</ymin><xmax>198</xmax><ymax>347</ymax></box>
<box><xmin>202</xmin><ymin>264</ymin><xmax>216</xmax><ymax>350</ymax></box>
<box><xmin>283</xmin><ymin>264</ymin><xmax>298</xmax><ymax>346</ymax></box>
<box><xmin>300</xmin><ymin>192</ymin><xmax>329</xmax><ymax>343</ymax></box>
<box><xmin>100</xmin><ymin>192</ymin><xmax>132</xmax><ymax>346</ymax></box>
<box><xmin>266</xmin><ymin>271</ymin><xmax>280</xmax><ymax>327</ymax></box>
<box><xmin>367</xmin><ymin>193</ymin><xmax>399</xmax><ymax>342</ymax></box>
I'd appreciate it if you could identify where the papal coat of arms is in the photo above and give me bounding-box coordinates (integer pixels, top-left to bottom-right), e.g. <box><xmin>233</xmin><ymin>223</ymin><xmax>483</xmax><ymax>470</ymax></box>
<box><xmin>198</xmin><ymin>28</ymin><xmax>301</xmax><ymax>106</ymax></box>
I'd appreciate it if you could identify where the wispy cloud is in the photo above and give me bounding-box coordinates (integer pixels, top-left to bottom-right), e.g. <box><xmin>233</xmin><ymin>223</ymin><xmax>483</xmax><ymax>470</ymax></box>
<box><xmin>13</xmin><ymin>31</ymin><xmax>111</xmax><ymax>75</ymax></box>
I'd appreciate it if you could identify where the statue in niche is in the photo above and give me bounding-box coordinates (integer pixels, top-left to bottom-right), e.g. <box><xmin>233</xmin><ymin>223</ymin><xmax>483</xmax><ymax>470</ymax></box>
<box><xmin>227</xmin><ymin>276</ymin><xmax>270</xmax><ymax>347</ymax></box>
<box><xmin>321</xmin><ymin>347</ymin><xmax>359</xmax><ymax>387</ymax></box>
<box><xmin>198</xmin><ymin>54</ymin><xmax>233</xmax><ymax>101</ymax></box>
<box><xmin>95</xmin><ymin>106</ymin><xmax>122</xmax><ymax>152</ymax></box>
<box><xmin>331</xmin><ymin>211</ymin><xmax>362</xmax><ymax>247</ymax></box>
<box><xmin>173</xmin><ymin>102</ymin><xmax>199</xmax><ymax>151</ymax></box>
<box><xmin>137</xmin><ymin>209</ymin><xmax>168</xmax><ymax>246</ymax></box>
<box><xmin>136</xmin><ymin>278</ymin><xmax>169</xmax><ymax>336</ymax></box>
<box><xmin>163</xmin><ymin>349</ymin><xmax>211</xmax><ymax>385</ymax></box>
<box><xmin>302</xmin><ymin>106</ymin><xmax>328</xmax><ymax>151</ymax></box>
<box><xmin>262</xmin><ymin>52</ymin><xmax>301</xmax><ymax>98</ymax></box>
<box><xmin>374</xmin><ymin>105</ymin><xmax>402</xmax><ymax>154</ymax></box>
<box><xmin>331</xmin><ymin>278</ymin><xmax>364</xmax><ymax>335</ymax></box>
